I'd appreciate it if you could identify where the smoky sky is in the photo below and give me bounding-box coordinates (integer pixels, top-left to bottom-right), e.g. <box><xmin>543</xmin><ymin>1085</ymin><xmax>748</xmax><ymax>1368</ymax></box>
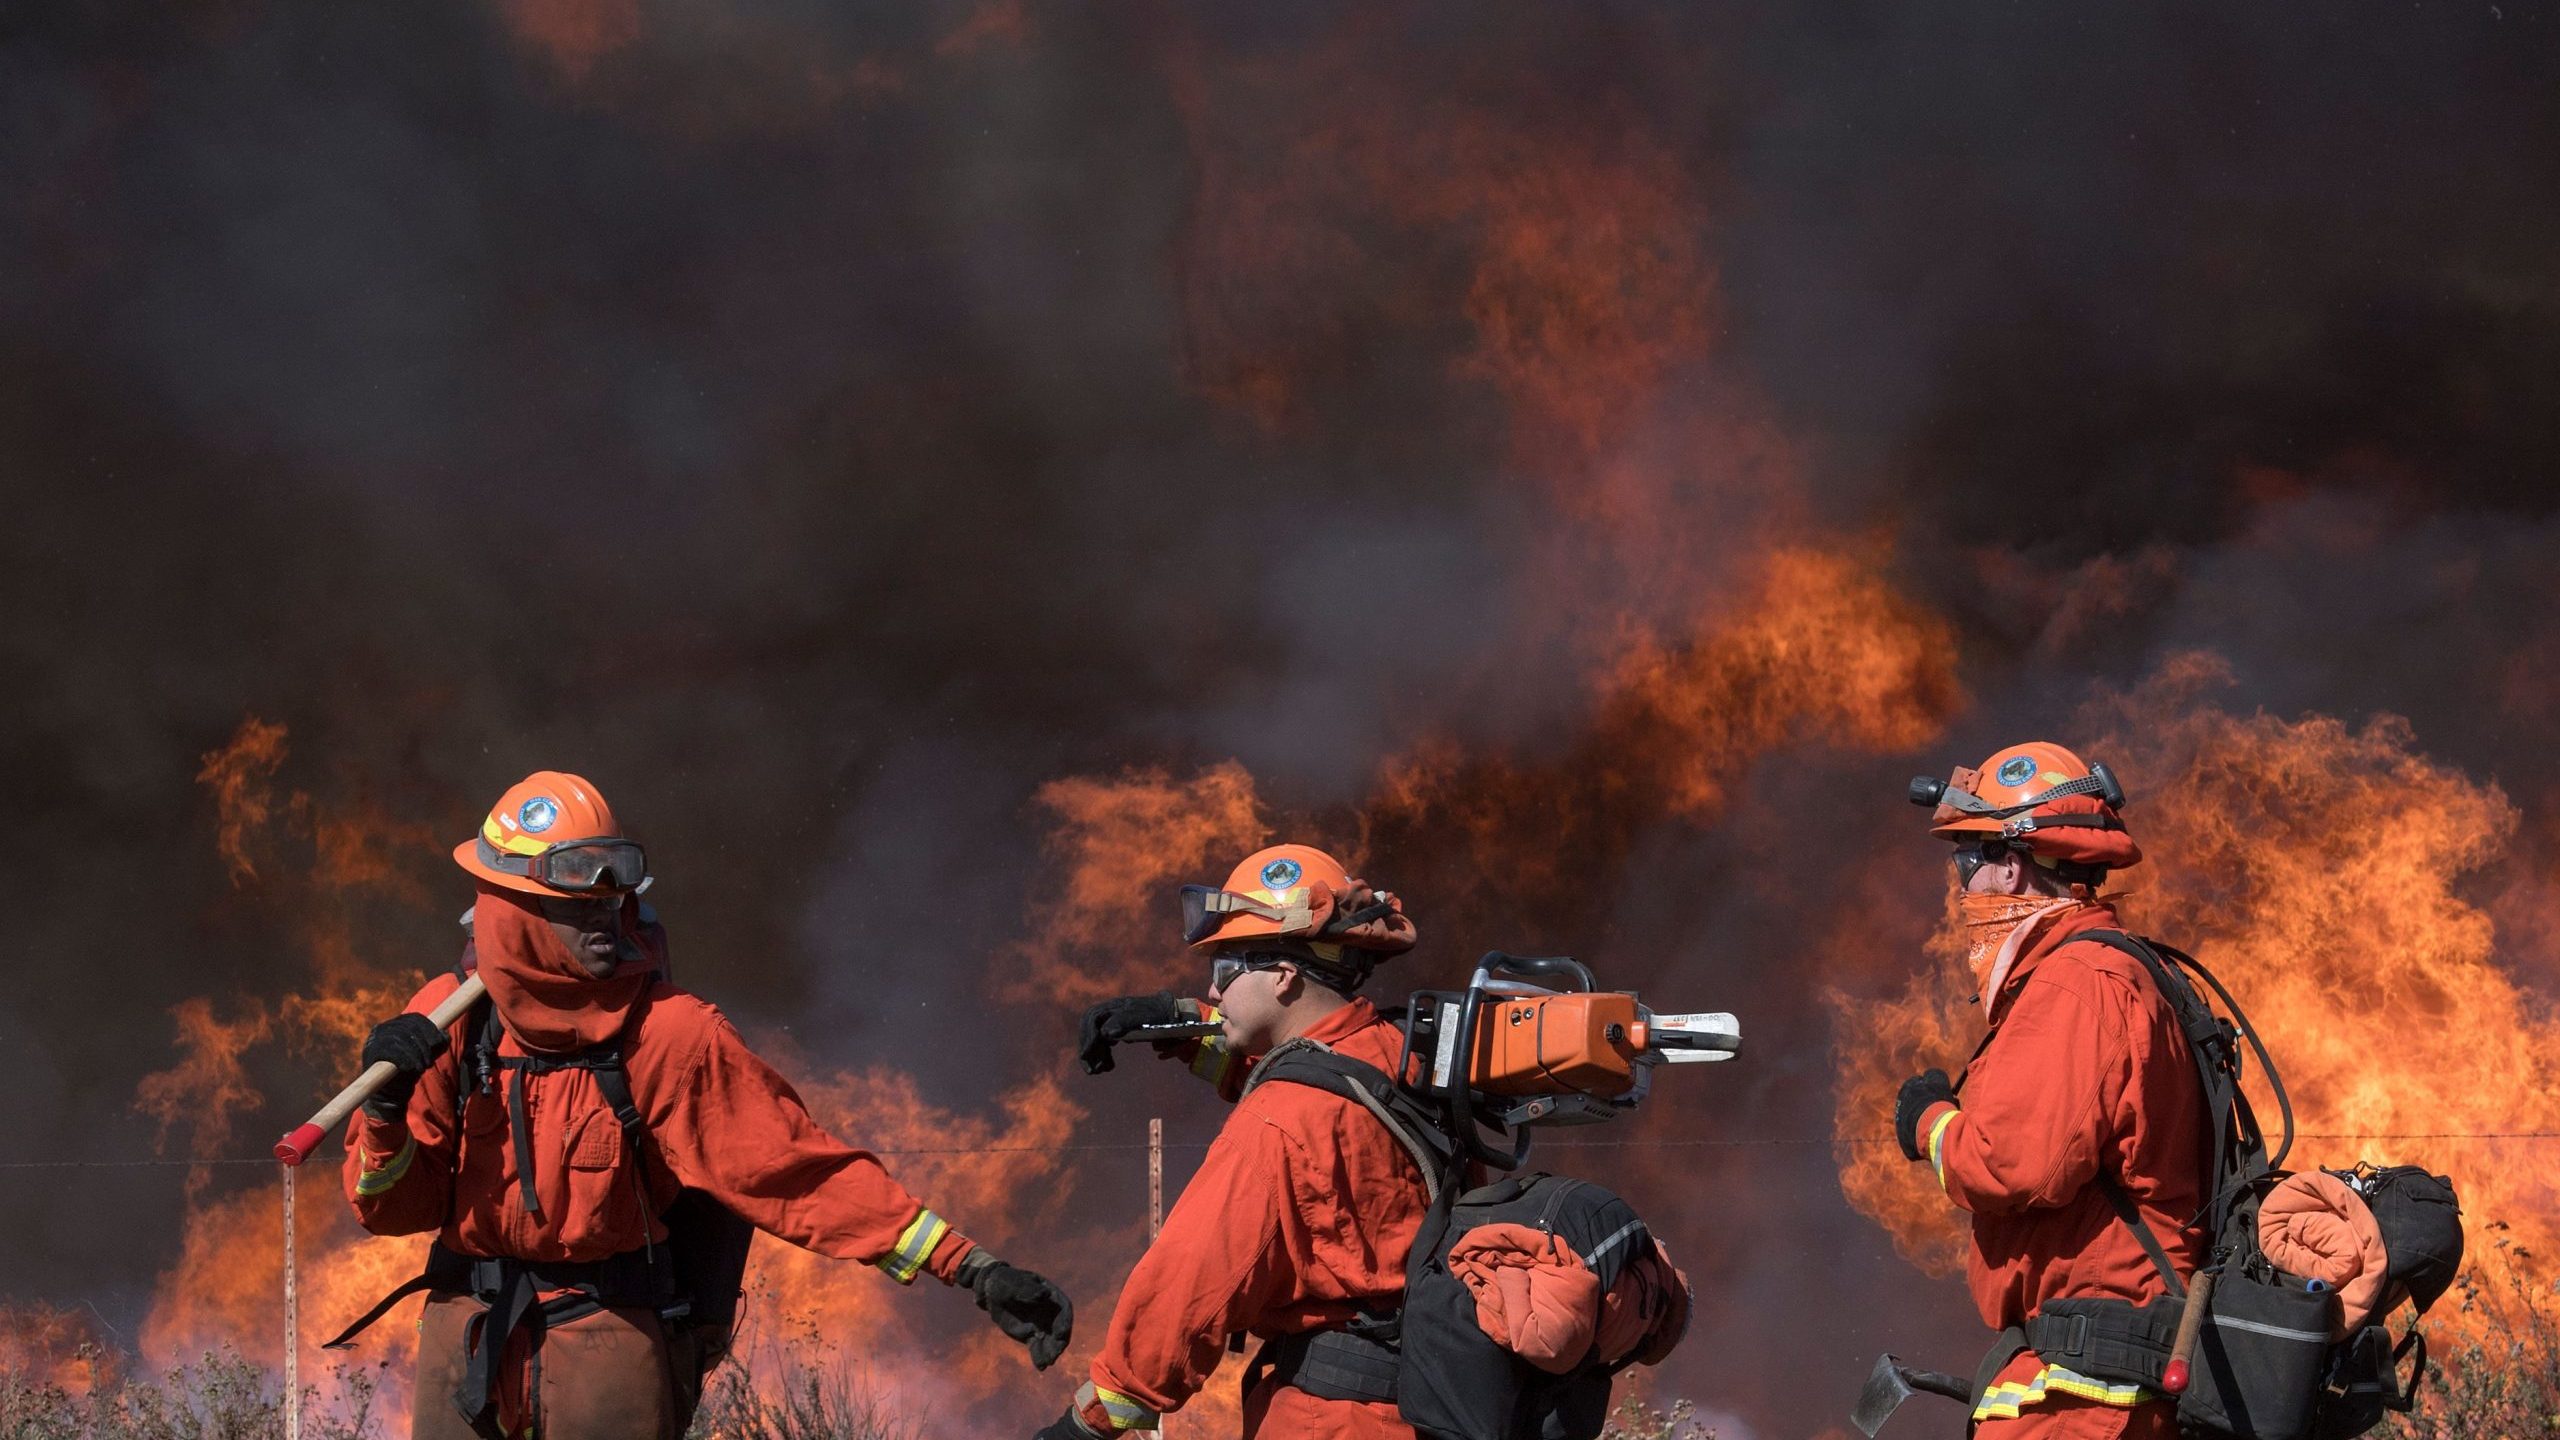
<box><xmin>6</xmin><ymin>2</ymin><xmax>2559</xmax><ymax>1435</ymax></box>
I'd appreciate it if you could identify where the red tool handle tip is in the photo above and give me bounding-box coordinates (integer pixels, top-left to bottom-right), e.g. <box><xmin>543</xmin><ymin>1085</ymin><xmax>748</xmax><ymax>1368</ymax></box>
<box><xmin>275</xmin><ymin>1123</ymin><xmax>327</xmax><ymax>1166</ymax></box>
<box><xmin>2160</xmin><ymin>1359</ymin><xmax>2190</xmax><ymax>1395</ymax></box>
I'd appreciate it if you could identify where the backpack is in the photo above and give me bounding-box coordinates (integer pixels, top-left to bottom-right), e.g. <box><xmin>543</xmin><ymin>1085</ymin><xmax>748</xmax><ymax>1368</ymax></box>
<box><xmin>1241</xmin><ymin>1038</ymin><xmax>1686</xmax><ymax>1440</ymax></box>
<box><xmin>2011</xmin><ymin>933</ymin><xmax>2463</xmax><ymax>1440</ymax></box>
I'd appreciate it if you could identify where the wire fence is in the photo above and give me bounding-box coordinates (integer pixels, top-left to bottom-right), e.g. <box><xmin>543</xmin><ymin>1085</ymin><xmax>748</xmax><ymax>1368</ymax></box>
<box><xmin>2</xmin><ymin>1130</ymin><xmax>2553</xmax><ymax>1171</ymax></box>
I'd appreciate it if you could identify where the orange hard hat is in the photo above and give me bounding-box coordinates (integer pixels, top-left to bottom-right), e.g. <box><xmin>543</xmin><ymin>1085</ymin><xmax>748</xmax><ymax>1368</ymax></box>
<box><xmin>453</xmin><ymin>771</ymin><xmax>649</xmax><ymax>897</ymax></box>
<box><xmin>1908</xmin><ymin>741</ymin><xmax>2140</xmax><ymax>872</ymax></box>
<box><xmin>1179</xmin><ymin>843</ymin><xmax>1417</xmax><ymax>957</ymax></box>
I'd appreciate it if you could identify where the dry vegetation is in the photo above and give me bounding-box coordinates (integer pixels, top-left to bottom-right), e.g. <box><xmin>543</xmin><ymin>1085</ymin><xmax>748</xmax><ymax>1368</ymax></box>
<box><xmin>0</xmin><ymin>1276</ymin><xmax>2543</xmax><ymax>1440</ymax></box>
<box><xmin>2384</xmin><ymin>1226</ymin><xmax>2560</xmax><ymax>1440</ymax></box>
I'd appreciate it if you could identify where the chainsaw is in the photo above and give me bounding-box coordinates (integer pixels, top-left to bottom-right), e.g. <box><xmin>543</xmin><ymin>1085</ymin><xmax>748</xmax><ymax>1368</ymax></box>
<box><xmin>1399</xmin><ymin>951</ymin><xmax>1740</xmax><ymax>1168</ymax></box>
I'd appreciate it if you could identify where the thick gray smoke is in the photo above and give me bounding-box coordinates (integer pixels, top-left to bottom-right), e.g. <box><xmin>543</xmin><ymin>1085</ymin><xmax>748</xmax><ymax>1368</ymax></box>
<box><xmin>4</xmin><ymin>3</ymin><xmax>2556</xmax><ymax>1435</ymax></box>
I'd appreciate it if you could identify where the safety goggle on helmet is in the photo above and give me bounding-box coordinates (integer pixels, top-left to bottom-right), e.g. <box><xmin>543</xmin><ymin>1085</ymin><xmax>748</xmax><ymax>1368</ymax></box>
<box><xmin>1908</xmin><ymin>741</ymin><xmax>2138</xmax><ymax>882</ymax></box>
<box><xmin>453</xmin><ymin>771</ymin><xmax>652</xmax><ymax>897</ymax></box>
<box><xmin>1180</xmin><ymin>843</ymin><xmax>1355</xmax><ymax>947</ymax></box>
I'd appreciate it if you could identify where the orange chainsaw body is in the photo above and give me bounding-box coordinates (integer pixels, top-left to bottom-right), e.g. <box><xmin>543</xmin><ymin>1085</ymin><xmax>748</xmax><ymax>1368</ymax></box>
<box><xmin>1470</xmin><ymin>990</ymin><xmax>1648</xmax><ymax>1098</ymax></box>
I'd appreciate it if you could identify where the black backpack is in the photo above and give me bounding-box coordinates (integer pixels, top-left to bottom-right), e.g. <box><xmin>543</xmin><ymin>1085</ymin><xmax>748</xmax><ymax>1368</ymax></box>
<box><xmin>1242</xmin><ymin>1038</ymin><xmax>1678</xmax><ymax>1440</ymax></box>
<box><xmin>2013</xmin><ymin>933</ymin><xmax>2463</xmax><ymax>1440</ymax></box>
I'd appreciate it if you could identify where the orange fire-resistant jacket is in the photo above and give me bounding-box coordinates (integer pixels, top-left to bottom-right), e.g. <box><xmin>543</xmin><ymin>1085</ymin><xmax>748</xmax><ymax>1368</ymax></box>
<box><xmin>1915</xmin><ymin>903</ymin><xmax>2207</xmax><ymax>1419</ymax></box>
<box><xmin>342</xmin><ymin>890</ymin><xmax>976</xmax><ymax>1286</ymax></box>
<box><xmin>1089</xmin><ymin>997</ymin><xmax>1430</xmax><ymax>1440</ymax></box>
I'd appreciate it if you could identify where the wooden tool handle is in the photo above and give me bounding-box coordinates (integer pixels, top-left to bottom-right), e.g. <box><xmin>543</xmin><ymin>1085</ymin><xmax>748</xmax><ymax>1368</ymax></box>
<box><xmin>274</xmin><ymin>974</ymin><xmax>487</xmax><ymax>1166</ymax></box>
<box><xmin>2161</xmin><ymin>1268</ymin><xmax>2217</xmax><ymax>1394</ymax></box>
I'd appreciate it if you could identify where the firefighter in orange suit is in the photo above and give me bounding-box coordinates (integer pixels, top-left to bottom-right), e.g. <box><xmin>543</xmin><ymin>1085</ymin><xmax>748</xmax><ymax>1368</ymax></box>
<box><xmin>337</xmin><ymin>772</ymin><xmax>1072</xmax><ymax>1440</ymax></box>
<box><xmin>1892</xmin><ymin>744</ymin><xmax>2206</xmax><ymax>1440</ymax></box>
<box><xmin>1041</xmin><ymin>844</ymin><xmax>1424</xmax><ymax>1440</ymax></box>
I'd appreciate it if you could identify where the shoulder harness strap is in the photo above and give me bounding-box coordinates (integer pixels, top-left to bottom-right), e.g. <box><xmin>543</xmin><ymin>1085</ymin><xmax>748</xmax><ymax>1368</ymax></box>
<box><xmin>1244</xmin><ymin>1038</ymin><xmax>1457</xmax><ymax>1205</ymax></box>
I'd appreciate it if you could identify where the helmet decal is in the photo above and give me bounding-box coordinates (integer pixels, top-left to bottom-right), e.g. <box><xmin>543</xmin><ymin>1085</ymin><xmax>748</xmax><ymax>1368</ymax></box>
<box><xmin>519</xmin><ymin>797</ymin><xmax>560</xmax><ymax>834</ymax></box>
<box><xmin>1260</xmin><ymin>857</ymin><xmax>1303</xmax><ymax>891</ymax></box>
<box><xmin>1995</xmin><ymin>754</ymin><xmax>2038</xmax><ymax>788</ymax></box>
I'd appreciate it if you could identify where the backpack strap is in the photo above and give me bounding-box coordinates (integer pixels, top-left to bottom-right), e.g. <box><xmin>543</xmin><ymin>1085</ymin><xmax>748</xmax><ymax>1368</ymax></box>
<box><xmin>1244</xmin><ymin>1038</ymin><xmax>1457</xmax><ymax>1205</ymax></box>
<box><xmin>2075</xmin><ymin>930</ymin><xmax>2272</xmax><ymax>1232</ymax></box>
<box><xmin>587</xmin><ymin>1054</ymin><xmax>664</xmax><ymax>1267</ymax></box>
<box><xmin>2096</xmin><ymin>1174</ymin><xmax>2187</xmax><ymax>1299</ymax></box>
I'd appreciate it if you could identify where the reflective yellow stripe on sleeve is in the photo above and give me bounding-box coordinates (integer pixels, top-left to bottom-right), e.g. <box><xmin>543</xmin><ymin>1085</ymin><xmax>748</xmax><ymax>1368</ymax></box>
<box><xmin>875</xmin><ymin>1209</ymin><xmax>950</xmax><ymax>1286</ymax></box>
<box><xmin>1927</xmin><ymin>1108</ymin><xmax>1959</xmax><ymax>1191</ymax></box>
<box><xmin>1190</xmin><ymin>1040</ymin><xmax>1238</xmax><ymax>1089</ymax></box>
<box><xmin>1074</xmin><ymin>1380</ymin><xmax>1161</xmax><ymax>1432</ymax></box>
<box><xmin>1187</xmin><ymin>1009</ymin><xmax>1238</xmax><ymax>1090</ymax></box>
<box><xmin>355</xmin><ymin>1138</ymin><xmax>417</xmax><ymax>1197</ymax></box>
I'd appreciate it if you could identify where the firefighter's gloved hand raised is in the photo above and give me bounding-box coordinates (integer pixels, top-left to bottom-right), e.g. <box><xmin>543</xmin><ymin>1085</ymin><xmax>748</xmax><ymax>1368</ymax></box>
<box><xmin>1894</xmin><ymin>1068</ymin><xmax>1956</xmax><ymax>1161</ymax></box>
<box><xmin>961</xmin><ymin>1251</ymin><xmax>1074</xmax><ymax>1369</ymax></box>
<box><xmin>359</xmin><ymin>1013</ymin><xmax>449</xmax><ymax>1122</ymax></box>
<box><xmin>1076</xmin><ymin>991</ymin><xmax>1184</xmax><ymax>1074</ymax></box>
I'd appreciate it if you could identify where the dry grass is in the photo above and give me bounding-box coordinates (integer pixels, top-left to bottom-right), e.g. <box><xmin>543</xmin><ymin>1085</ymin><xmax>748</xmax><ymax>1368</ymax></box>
<box><xmin>2</xmin><ymin>1288</ymin><xmax>2537</xmax><ymax>1440</ymax></box>
<box><xmin>1599</xmin><ymin>1395</ymin><xmax>1717</xmax><ymax>1439</ymax></box>
<box><xmin>0</xmin><ymin>1348</ymin><xmax>383</xmax><ymax>1440</ymax></box>
<box><xmin>683</xmin><ymin>1341</ymin><xmax>911</xmax><ymax>1440</ymax></box>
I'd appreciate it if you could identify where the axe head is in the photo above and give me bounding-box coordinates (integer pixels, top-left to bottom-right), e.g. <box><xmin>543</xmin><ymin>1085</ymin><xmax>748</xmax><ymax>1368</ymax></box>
<box><xmin>1851</xmin><ymin>1352</ymin><xmax>1920</xmax><ymax>1438</ymax></box>
<box><xmin>1854</xmin><ymin>1352</ymin><xmax>1966</xmax><ymax>1438</ymax></box>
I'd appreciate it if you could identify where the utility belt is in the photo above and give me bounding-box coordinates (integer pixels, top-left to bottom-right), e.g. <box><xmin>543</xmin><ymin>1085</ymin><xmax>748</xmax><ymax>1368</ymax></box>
<box><xmin>1975</xmin><ymin>1294</ymin><xmax>2181</xmax><ymax>1399</ymax></box>
<box><xmin>1244</xmin><ymin>1318</ymin><xmax>1403</xmax><ymax>1406</ymax></box>
<box><xmin>326</xmin><ymin>1239</ymin><xmax>679</xmax><ymax>1439</ymax></box>
<box><xmin>2024</xmin><ymin>1295</ymin><xmax>2179</xmax><ymax>1387</ymax></box>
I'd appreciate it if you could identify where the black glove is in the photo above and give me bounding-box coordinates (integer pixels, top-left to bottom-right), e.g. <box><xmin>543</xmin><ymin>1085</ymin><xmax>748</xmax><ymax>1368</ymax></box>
<box><xmin>360</xmin><ymin>1012</ymin><xmax>449</xmax><ymax>1122</ymax></box>
<box><xmin>1032</xmin><ymin>1407</ymin><xmax>1106</xmax><ymax>1440</ymax></box>
<box><xmin>1894</xmin><ymin>1068</ymin><xmax>1957</xmax><ymax>1161</ymax></box>
<box><xmin>964</xmin><ymin>1253</ymin><xmax>1074</xmax><ymax>1370</ymax></box>
<box><xmin>1076</xmin><ymin>992</ymin><xmax>1184</xmax><ymax>1074</ymax></box>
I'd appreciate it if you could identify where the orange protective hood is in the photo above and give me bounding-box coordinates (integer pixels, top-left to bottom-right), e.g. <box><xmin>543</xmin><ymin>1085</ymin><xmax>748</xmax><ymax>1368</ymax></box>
<box><xmin>471</xmin><ymin>883</ymin><xmax>659</xmax><ymax>1053</ymax></box>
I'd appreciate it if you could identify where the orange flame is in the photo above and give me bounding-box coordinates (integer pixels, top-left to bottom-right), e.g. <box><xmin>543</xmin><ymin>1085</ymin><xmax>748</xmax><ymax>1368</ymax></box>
<box><xmin>1369</xmin><ymin>546</ymin><xmax>1962</xmax><ymax>919</ymax></box>
<box><xmin>937</xmin><ymin>0</ymin><xmax>1031</xmax><ymax>60</ymax></box>
<box><xmin>132</xmin><ymin>998</ymin><xmax>274</xmax><ymax>1200</ymax></box>
<box><xmin>1002</xmin><ymin>761</ymin><xmax>1269</xmax><ymax>1005</ymax></box>
<box><xmin>196</xmin><ymin>715</ymin><xmax>288</xmax><ymax>887</ymax></box>
<box><xmin>0</xmin><ymin>1302</ymin><xmax>123</xmax><ymax>1397</ymax></box>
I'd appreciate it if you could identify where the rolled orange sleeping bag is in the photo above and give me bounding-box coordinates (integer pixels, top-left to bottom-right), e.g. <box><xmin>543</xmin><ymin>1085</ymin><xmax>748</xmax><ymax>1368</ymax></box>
<box><xmin>2258</xmin><ymin>1170</ymin><xmax>2390</xmax><ymax>1336</ymax></box>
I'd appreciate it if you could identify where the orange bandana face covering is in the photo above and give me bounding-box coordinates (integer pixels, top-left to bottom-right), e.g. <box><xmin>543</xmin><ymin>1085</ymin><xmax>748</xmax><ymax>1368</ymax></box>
<box><xmin>473</xmin><ymin>884</ymin><xmax>660</xmax><ymax>1053</ymax></box>
<box><xmin>1957</xmin><ymin>890</ymin><xmax>2083</xmax><ymax>1016</ymax></box>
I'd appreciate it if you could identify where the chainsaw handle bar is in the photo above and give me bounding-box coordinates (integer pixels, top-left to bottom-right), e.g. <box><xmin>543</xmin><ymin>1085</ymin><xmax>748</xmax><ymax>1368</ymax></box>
<box><xmin>274</xmin><ymin>974</ymin><xmax>488</xmax><ymax>1167</ymax></box>
<box><xmin>1470</xmin><ymin>952</ymin><xmax>1596</xmax><ymax>994</ymax></box>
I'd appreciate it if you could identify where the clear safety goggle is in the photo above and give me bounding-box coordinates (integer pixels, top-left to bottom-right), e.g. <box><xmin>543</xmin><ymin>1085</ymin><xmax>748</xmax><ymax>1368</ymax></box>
<box><xmin>1179</xmin><ymin>885</ymin><xmax>1311</xmax><ymax>945</ymax></box>
<box><xmin>1208</xmin><ymin>948</ymin><xmax>1301</xmax><ymax>993</ymax></box>
<box><xmin>1949</xmin><ymin>837</ymin><xmax>2026</xmax><ymax>886</ymax></box>
<box><xmin>479</xmin><ymin>836</ymin><xmax>651</xmax><ymax>894</ymax></box>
